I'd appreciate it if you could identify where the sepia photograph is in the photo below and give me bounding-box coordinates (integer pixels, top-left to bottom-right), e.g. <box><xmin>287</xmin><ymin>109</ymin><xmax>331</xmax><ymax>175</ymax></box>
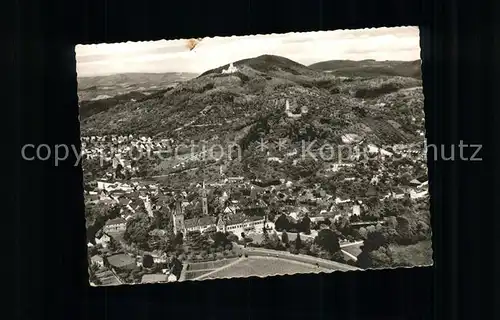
<box><xmin>76</xmin><ymin>26</ymin><xmax>432</xmax><ymax>287</ymax></box>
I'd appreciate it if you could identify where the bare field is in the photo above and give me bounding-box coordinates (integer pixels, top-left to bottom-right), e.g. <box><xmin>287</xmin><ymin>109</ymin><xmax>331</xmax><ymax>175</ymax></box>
<box><xmin>186</xmin><ymin>258</ymin><xmax>239</xmax><ymax>272</ymax></box>
<box><xmin>184</xmin><ymin>270</ymin><xmax>212</xmax><ymax>280</ymax></box>
<box><xmin>203</xmin><ymin>256</ymin><xmax>330</xmax><ymax>280</ymax></box>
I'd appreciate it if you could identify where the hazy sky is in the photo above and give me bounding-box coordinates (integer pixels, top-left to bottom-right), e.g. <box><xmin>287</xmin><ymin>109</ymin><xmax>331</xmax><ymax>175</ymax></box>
<box><xmin>76</xmin><ymin>26</ymin><xmax>420</xmax><ymax>77</ymax></box>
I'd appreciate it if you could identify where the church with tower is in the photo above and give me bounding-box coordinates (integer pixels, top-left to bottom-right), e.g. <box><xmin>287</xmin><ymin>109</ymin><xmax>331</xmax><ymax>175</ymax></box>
<box><xmin>200</xmin><ymin>181</ymin><xmax>208</xmax><ymax>216</ymax></box>
<box><xmin>171</xmin><ymin>181</ymin><xmax>267</xmax><ymax>239</ymax></box>
<box><xmin>172</xmin><ymin>182</ymin><xmax>212</xmax><ymax>236</ymax></box>
<box><xmin>172</xmin><ymin>200</ymin><xmax>186</xmax><ymax>236</ymax></box>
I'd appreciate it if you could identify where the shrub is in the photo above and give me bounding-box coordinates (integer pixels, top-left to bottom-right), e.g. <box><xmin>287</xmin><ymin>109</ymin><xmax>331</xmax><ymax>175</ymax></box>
<box><xmin>353</xmin><ymin>82</ymin><xmax>400</xmax><ymax>99</ymax></box>
<box><xmin>345</xmin><ymin>259</ymin><xmax>357</xmax><ymax>266</ymax></box>
<box><xmin>329</xmin><ymin>86</ymin><xmax>340</xmax><ymax>94</ymax></box>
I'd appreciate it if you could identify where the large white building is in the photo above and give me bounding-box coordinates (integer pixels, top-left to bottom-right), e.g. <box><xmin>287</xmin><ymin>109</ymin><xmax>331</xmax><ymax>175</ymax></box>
<box><xmin>171</xmin><ymin>181</ymin><xmax>267</xmax><ymax>239</ymax></box>
<box><xmin>221</xmin><ymin>62</ymin><xmax>238</xmax><ymax>74</ymax></box>
<box><xmin>103</xmin><ymin>217</ymin><xmax>127</xmax><ymax>233</ymax></box>
<box><xmin>172</xmin><ymin>203</ymin><xmax>265</xmax><ymax>240</ymax></box>
<box><xmin>185</xmin><ymin>216</ymin><xmax>217</xmax><ymax>234</ymax></box>
<box><xmin>217</xmin><ymin>214</ymin><xmax>266</xmax><ymax>239</ymax></box>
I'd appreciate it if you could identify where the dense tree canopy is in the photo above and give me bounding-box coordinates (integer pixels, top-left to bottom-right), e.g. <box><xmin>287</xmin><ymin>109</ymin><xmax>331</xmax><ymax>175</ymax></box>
<box><xmin>186</xmin><ymin>230</ymin><xmax>210</xmax><ymax>252</ymax></box>
<box><xmin>300</xmin><ymin>215</ymin><xmax>311</xmax><ymax>234</ymax></box>
<box><xmin>211</xmin><ymin>231</ymin><xmax>231</xmax><ymax>249</ymax></box>
<box><xmin>362</xmin><ymin>230</ymin><xmax>387</xmax><ymax>251</ymax></box>
<box><xmin>124</xmin><ymin>215</ymin><xmax>152</xmax><ymax>250</ymax></box>
<box><xmin>315</xmin><ymin>229</ymin><xmax>341</xmax><ymax>254</ymax></box>
<box><xmin>261</xmin><ymin>231</ymin><xmax>283</xmax><ymax>250</ymax></box>
<box><xmin>294</xmin><ymin>233</ymin><xmax>302</xmax><ymax>250</ymax></box>
<box><xmin>274</xmin><ymin>214</ymin><xmax>290</xmax><ymax>231</ymax></box>
<box><xmin>85</xmin><ymin>203</ymin><xmax>121</xmax><ymax>241</ymax></box>
<box><xmin>281</xmin><ymin>231</ymin><xmax>289</xmax><ymax>245</ymax></box>
<box><xmin>148</xmin><ymin>230</ymin><xmax>174</xmax><ymax>253</ymax></box>
<box><xmin>142</xmin><ymin>254</ymin><xmax>154</xmax><ymax>268</ymax></box>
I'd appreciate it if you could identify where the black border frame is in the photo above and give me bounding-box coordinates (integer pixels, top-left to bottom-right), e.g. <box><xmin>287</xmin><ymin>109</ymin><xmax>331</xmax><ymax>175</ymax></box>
<box><xmin>10</xmin><ymin>0</ymin><xmax>496</xmax><ymax>319</ymax></box>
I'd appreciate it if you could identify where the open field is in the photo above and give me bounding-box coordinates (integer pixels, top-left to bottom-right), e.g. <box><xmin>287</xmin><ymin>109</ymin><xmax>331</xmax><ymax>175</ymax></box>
<box><xmin>183</xmin><ymin>258</ymin><xmax>241</xmax><ymax>280</ymax></box>
<box><xmin>245</xmin><ymin>247</ymin><xmax>360</xmax><ymax>271</ymax></box>
<box><xmin>275</xmin><ymin>232</ymin><xmax>315</xmax><ymax>242</ymax></box>
<box><xmin>186</xmin><ymin>258</ymin><xmax>239</xmax><ymax>272</ymax></box>
<box><xmin>389</xmin><ymin>240</ymin><xmax>433</xmax><ymax>266</ymax></box>
<box><xmin>107</xmin><ymin>253</ymin><xmax>136</xmax><ymax>269</ymax></box>
<box><xmin>183</xmin><ymin>270</ymin><xmax>213</xmax><ymax>280</ymax></box>
<box><xmin>94</xmin><ymin>269</ymin><xmax>122</xmax><ymax>286</ymax></box>
<box><xmin>99</xmin><ymin>276</ymin><xmax>121</xmax><ymax>286</ymax></box>
<box><xmin>202</xmin><ymin>256</ymin><xmax>331</xmax><ymax>280</ymax></box>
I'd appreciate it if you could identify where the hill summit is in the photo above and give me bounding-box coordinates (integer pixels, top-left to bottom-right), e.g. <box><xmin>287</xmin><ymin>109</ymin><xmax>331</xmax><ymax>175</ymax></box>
<box><xmin>309</xmin><ymin>59</ymin><xmax>421</xmax><ymax>79</ymax></box>
<box><xmin>200</xmin><ymin>54</ymin><xmax>318</xmax><ymax>78</ymax></box>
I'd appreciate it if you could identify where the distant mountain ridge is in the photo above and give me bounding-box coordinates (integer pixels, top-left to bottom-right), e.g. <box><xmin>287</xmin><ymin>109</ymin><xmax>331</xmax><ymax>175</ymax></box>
<box><xmin>200</xmin><ymin>54</ymin><xmax>318</xmax><ymax>78</ymax></box>
<box><xmin>80</xmin><ymin>54</ymin><xmax>424</xmax><ymax>153</ymax></box>
<box><xmin>78</xmin><ymin>72</ymin><xmax>198</xmax><ymax>90</ymax></box>
<box><xmin>77</xmin><ymin>72</ymin><xmax>198</xmax><ymax>102</ymax></box>
<box><xmin>308</xmin><ymin>59</ymin><xmax>421</xmax><ymax>79</ymax></box>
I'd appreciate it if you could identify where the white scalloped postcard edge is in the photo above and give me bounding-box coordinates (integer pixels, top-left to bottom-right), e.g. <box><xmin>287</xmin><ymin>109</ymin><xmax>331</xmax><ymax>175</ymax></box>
<box><xmin>77</xmin><ymin>26</ymin><xmax>431</xmax><ymax>287</ymax></box>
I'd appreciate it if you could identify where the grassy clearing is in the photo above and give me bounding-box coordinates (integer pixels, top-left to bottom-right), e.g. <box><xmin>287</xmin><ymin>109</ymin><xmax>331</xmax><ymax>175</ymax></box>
<box><xmin>389</xmin><ymin>240</ymin><xmax>433</xmax><ymax>266</ymax></box>
<box><xmin>204</xmin><ymin>256</ymin><xmax>325</xmax><ymax>279</ymax></box>
<box><xmin>183</xmin><ymin>270</ymin><xmax>212</xmax><ymax>280</ymax></box>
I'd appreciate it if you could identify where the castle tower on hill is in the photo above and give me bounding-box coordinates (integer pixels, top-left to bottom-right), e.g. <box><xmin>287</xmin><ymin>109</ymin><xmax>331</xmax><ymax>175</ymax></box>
<box><xmin>172</xmin><ymin>200</ymin><xmax>185</xmax><ymax>235</ymax></box>
<box><xmin>201</xmin><ymin>181</ymin><xmax>209</xmax><ymax>215</ymax></box>
<box><xmin>221</xmin><ymin>62</ymin><xmax>238</xmax><ymax>74</ymax></box>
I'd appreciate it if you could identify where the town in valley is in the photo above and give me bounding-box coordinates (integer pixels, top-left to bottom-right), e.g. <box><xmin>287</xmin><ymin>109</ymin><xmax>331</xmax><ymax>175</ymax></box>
<box><xmin>79</xmin><ymin>27</ymin><xmax>432</xmax><ymax>286</ymax></box>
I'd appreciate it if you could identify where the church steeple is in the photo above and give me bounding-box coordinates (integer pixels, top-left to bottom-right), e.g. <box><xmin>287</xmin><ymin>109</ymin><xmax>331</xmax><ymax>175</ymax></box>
<box><xmin>172</xmin><ymin>199</ymin><xmax>185</xmax><ymax>235</ymax></box>
<box><xmin>201</xmin><ymin>180</ymin><xmax>208</xmax><ymax>215</ymax></box>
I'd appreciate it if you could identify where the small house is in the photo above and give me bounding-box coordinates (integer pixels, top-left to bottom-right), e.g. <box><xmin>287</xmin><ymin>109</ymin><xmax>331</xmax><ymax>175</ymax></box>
<box><xmin>409</xmin><ymin>179</ymin><xmax>422</xmax><ymax>187</ymax></box>
<box><xmin>351</xmin><ymin>205</ymin><xmax>361</xmax><ymax>216</ymax></box>
<box><xmin>91</xmin><ymin>255</ymin><xmax>104</xmax><ymax>268</ymax></box>
<box><xmin>168</xmin><ymin>274</ymin><xmax>178</xmax><ymax>282</ymax></box>
<box><xmin>95</xmin><ymin>233</ymin><xmax>111</xmax><ymax>248</ymax></box>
